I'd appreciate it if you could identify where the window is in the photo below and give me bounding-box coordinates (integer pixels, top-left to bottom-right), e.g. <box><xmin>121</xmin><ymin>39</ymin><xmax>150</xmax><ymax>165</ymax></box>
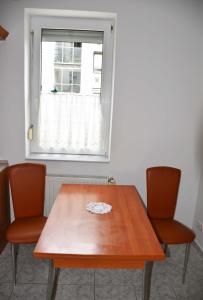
<box><xmin>25</xmin><ymin>9</ymin><xmax>116</xmax><ymax>161</ymax></box>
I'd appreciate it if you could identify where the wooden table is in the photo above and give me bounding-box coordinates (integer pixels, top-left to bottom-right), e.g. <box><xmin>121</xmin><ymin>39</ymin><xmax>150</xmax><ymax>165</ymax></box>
<box><xmin>34</xmin><ymin>184</ymin><xmax>165</xmax><ymax>300</ymax></box>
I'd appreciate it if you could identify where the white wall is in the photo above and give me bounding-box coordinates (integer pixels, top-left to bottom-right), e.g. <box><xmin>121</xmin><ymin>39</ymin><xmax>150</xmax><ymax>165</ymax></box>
<box><xmin>1</xmin><ymin>0</ymin><xmax>203</xmax><ymax>233</ymax></box>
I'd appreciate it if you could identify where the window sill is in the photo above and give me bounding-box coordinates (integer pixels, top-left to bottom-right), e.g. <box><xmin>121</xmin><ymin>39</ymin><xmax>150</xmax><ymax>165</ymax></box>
<box><xmin>25</xmin><ymin>153</ymin><xmax>110</xmax><ymax>163</ymax></box>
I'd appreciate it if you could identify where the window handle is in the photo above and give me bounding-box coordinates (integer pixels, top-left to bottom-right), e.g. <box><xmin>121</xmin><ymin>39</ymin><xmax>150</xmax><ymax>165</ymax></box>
<box><xmin>27</xmin><ymin>125</ymin><xmax>34</xmax><ymax>140</ymax></box>
<box><xmin>107</xmin><ymin>177</ymin><xmax>116</xmax><ymax>184</ymax></box>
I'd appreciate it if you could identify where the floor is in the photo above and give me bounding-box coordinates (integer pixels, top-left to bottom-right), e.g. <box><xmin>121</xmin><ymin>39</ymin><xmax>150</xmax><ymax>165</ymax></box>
<box><xmin>0</xmin><ymin>243</ymin><xmax>202</xmax><ymax>300</ymax></box>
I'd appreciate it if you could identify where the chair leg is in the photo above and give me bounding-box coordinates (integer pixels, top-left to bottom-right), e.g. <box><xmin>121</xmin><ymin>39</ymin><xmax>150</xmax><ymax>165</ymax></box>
<box><xmin>163</xmin><ymin>244</ymin><xmax>170</xmax><ymax>257</ymax></box>
<box><xmin>163</xmin><ymin>244</ymin><xmax>168</xmax><ymax>253</ymax></box>
<box><xmin>182</xmin><ymin>243</ymin><xmax>191</xmax><ymax>284</ymax></box>
<box><xmin>11</xmin><ymin>244</ymin><xmax>18</xmax><ymax>287</ymax></box>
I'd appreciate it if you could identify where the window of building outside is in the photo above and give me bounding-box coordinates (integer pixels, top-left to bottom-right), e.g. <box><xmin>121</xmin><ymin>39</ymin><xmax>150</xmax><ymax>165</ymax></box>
<box><xmin>25</xmin><ymin>10</ymin><xmax>116</xmax><ymax>161</ymax></box>
<box><xmin>53</xmin><ymin>42</ymin><xmax>82</xmax><ymax>93</ymax></box>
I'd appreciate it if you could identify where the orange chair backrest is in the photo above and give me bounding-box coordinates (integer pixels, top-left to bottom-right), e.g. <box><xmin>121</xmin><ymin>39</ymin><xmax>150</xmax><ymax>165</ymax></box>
<box><xmin>8</xmin><ymin>163</ymin><xmax>46</xmax><ymax>219</ymax></box>
<box><xmin>146</xmin><ymin>166</ymin><xmax>181</xmax><ymax>219</ymax></box>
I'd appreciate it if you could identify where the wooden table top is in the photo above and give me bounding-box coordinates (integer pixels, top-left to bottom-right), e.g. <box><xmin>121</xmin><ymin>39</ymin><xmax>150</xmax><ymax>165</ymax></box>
<box><xmin>34</xmin><ymin>184</ymin><xmax>164</xmax><ymax>268</ymax></box>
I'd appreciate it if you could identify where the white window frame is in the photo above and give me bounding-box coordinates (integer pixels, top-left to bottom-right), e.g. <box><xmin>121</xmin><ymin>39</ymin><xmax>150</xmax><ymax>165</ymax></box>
<box><xmin>24</xmin><ymin>8</ymin><xmax>116</xmax><ymax>162</ymax></box>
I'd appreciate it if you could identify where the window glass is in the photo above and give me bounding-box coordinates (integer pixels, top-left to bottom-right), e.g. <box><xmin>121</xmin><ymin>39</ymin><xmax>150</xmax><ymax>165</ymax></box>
<box><xmin>63</xmin><ymin>85</ymin><xmax>71</xmax><ymax>93</ymax></box>
<box><xmin>55</xmin><ymin>84</ymin><xmax>62</xmax><ymax>92</ymax></box>
<box><xmin>63</xmin><ymin>70</ymin><xmax>72</xmax><ymax>84</ymax></box>
<box><xmin>72</xmin><ymin>85</ymin><xmax>80</xmax><ymax>93</ymax></box>
<box><xmin>63</xmin><ymin>47</ymin><xmax>73</xmax><ymax>63</ymax></box>
<box><xmin>73</xmin><ymin>71</ymin><xmax>80</xmax><ymax>84</ymax></box>
<box><xmin>54</xmin><ymin>69</ymin><xmax>61</xmax><ymax>83</ymax></box>
<box><xmin>74</xmin><ymin>47</ymin><xmax>81</xmax><ymax>63</ymax></box>
<box><xmin>54</xmin><ymin>47</ymin><xmax>62</xmax><ymax>62</ymax></box>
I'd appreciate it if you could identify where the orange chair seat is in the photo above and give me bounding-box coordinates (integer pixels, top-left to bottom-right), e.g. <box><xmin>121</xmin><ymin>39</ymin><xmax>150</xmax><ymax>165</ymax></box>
<box><xmin>6</xmin><ymin>216</ymin><xmax>47</xmax><ymax>244</ymax></box>
<box><xmin>151</xmin><ymin>219</ymin><xmax>195</xmax><ymax>244</ymax></box>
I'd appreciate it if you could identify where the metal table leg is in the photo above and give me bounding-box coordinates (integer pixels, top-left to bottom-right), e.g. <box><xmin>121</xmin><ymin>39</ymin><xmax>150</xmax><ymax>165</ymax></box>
<box><xmin>11</xmin><ymin>244</ymin><xmax>18</xmax><ymax>287</ymax></box>
<box><xmin>46</xmin><ymin>260</ymin><xmax>59</xmax><ymax>300</ymax></box>
<box><xmin>142</xmin><ymin>261</ymin><xmax>153</xmax><ymax>300</ymax></box>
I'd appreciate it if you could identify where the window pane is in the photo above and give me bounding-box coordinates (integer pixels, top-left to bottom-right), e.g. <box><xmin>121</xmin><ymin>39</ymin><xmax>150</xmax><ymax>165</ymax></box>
<box><xmin>54</xmin><ymin>47</ymin><xmax>62</xmax><ymax>62</ymax></box>
<box><xmin>62</xmin><ymin>84</ymin><xmax>72</xmax><ymax>93</ymax></box>
<box><xmin>55</xmin><ymin>84</ymin><xmax>62</xmax><ymax>92</ymax></box>
<box><xmin>63</xmin><ymin>47</ymin><xmax>73</xmax><ymax>63</ymax></box>
<box><xmin>63</xmin><ymin>70</ymin><xmax>72</xmax><ymax>84</ymax></box>
<box><xmin>73</xmin><ymin>71</ymin><xmax>81</xmax><ymax>84</ymax></box>
<box><xmin>37</xmin><ymin>26</ymin><xmax>113</xmax><ymax>157</ymax></box>
<box><xmin>74</xmin><ymin>42</ymin><xmax>81</xmax><ymax>48</ymax></box>
<box><xmin>54</xmin><ymin>69</ymin><xmax>62</xmax><ymax>83</ymax></box>
<box><xmin>74</xmin><ymin>47</ymin><xmax>81</xmax><ymax>63</ymax></box>
<box><xmin>64</xmin><ymin>42</ymin><xmax>73</xmax><ymax>48</ymax></box>
<box><xmin>72</xmin><ymin>85</ymin><xmax>80</xmax><ymax>93</ymax></box>
<box><xmin>56</xmin><ymin>42</ymin><xmax>62</xmax><ymax>48</ymax></box>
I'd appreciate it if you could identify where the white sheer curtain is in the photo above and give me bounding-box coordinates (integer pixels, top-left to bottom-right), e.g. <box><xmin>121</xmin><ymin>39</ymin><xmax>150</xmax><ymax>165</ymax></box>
<box><xmin>37</xmin><ymin>93</ymin><xmax>104</xmax><ymax>155</ymax></box>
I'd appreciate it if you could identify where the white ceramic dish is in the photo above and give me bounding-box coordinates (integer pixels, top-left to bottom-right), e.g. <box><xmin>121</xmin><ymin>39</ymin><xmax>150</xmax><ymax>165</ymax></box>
<box><xmin>86</xmin><ymin>202</ymin><xmax>112</xmax><ymax>214</ymax></box>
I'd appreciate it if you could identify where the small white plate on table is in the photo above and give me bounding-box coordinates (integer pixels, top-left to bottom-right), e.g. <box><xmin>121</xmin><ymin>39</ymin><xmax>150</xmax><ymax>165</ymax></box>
<box><xmin>86</xmin><ymin>202</ymin><xmax>112</xmax><ymax>214</ymax></box>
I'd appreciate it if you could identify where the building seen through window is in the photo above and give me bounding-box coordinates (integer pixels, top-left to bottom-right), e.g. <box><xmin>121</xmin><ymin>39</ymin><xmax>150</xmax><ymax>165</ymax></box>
<box><xmin>41</xmin><ymin>31</ymin><xmax>103</xmax><ymax>95</ymax></box>
<box><xmin>54</xmin><ymin>42</ymin><xmax>81</xmax><ymax>93</ymax></box>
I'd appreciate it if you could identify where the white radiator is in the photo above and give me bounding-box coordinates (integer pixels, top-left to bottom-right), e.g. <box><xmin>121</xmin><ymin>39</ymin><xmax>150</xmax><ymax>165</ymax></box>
<box><xmin>44</xmin><ymin>174</ymin><xmax>113</xmax><ymax>215</ymax></box>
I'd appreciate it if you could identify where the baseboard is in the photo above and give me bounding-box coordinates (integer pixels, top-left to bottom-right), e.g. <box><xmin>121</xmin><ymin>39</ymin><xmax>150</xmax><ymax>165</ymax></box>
<box><xmin>194</xmin><ymin>240</ymin><xmax>203</xmax><ymax>256</ymax></box>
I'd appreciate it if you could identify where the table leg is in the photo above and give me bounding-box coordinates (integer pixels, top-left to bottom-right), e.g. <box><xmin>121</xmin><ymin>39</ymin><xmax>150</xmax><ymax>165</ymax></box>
<box><xmin>46</xmin><ymin>260</ymin><xmax>59</xmax><ymax>300</ymax></box>
<box><xmin>142</xmin><ymin>261</ymin><xmax>153</xmax><ymax>300</ymax></box>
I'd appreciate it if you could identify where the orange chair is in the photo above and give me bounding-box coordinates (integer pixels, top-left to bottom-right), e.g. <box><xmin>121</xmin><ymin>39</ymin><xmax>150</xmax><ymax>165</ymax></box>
<box><xmin>6</xmin><ymin>163</ymin><xmax>47</xmax><ymax>286</ymax></box>
<box><xmin>146</xmin><ymin>166</ymin><xmax>195</xmax><ymax>283</ymax></box>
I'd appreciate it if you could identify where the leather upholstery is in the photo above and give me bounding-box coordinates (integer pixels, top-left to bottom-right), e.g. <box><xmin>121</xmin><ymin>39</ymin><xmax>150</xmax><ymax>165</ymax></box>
<box><xmin>7</xmin><ymin>163</ymin><xmax>47</xmax><ymax>244</ymax></box>
<box><xmin>6</xmin><ymin>216</ymin><xmax>47</xmax><ymax>244</ymax></box>
<box><xmin>8</xmin><ymin>163</ymin><xmax>46</xmax><ymax>218</ymax></box>
<box><xmin>151</xmin><ymin>219</ymin><xmax>195</xmax><ymax>244</ymax></box>
<box><xmin>146</xmin><ymin>166</ymin><xmax>195</xmax><ymax>245</ymax></box>
<box><xmin>147</xmin><ymin>166</ymin><xmax>181</xmax><ymax>219</ymax></box>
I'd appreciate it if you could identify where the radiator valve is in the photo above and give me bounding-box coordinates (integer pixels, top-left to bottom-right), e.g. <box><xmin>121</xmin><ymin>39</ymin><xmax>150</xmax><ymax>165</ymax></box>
<box><xmin>107</xmin><ymin>176</ymin><xmax>116</xmax><ymax>184</ymax></box>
